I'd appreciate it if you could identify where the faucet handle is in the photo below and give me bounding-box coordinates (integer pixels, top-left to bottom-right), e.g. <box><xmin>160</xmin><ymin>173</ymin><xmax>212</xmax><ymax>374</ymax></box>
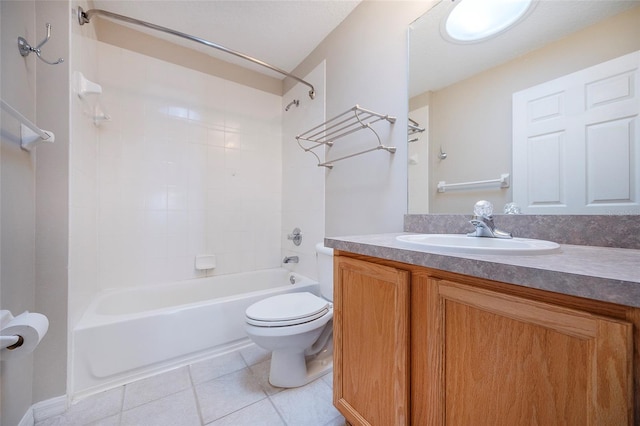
<box><xmin>473</xmin><ymin>200</ymin><xmax>494</xmax><ymax>217</ymax></box>
<box><xmin>503</xmin><ymin>202</ymin><xmax>521</xmax><ymax>214</ymax></box>
<box><xmin>287</xmin><ymin>227</ymin><xmax>302</xmax><ymax>246</ymax></box>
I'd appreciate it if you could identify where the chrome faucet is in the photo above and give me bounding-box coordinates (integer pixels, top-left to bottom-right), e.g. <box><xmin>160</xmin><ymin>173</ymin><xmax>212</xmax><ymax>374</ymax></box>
<box><xmin>467</xmin><ymin>200</ymin><xmax>512</xmax><ymax>239</ymax></box>
<box><xmin>283</xmin><ymin>256</ymin><xmax>299</xmax><ymax>264</ymax></box>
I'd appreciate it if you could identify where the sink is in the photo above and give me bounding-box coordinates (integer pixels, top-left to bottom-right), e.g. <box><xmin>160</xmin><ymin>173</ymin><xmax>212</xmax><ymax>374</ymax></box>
<box><xmin>396</xmin><ymin>234</ymin><xmax>560</xmax><ymax>255</ymax></box>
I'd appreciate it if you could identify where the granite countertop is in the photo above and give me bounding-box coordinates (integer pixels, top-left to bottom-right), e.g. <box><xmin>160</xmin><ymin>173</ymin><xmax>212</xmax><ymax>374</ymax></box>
<box><xmin>325</xmin><ymin>233</ymin><xmax>640</xmax><ymax>308</ymax></box>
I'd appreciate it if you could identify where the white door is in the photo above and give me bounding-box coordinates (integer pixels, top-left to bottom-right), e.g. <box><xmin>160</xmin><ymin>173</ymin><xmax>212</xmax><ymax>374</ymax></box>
<box><xmin>513</xmin><ymin>50</ymin><xmax>640</xmax><ymax>214</ymax></box>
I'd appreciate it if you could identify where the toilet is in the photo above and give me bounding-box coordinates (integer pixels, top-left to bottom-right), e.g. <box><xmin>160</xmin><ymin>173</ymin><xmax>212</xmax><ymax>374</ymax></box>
<box><xmin>245</xmin><ymin>243</ymin><xmax>334</xmax><ymax>388</ymax></box>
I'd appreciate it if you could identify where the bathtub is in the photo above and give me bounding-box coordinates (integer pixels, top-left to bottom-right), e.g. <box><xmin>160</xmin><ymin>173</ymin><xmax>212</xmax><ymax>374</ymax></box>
<box><xmin>72</xmin><ymin>269</ymin><xmax>319</xmax><ymax>398</ymax></box>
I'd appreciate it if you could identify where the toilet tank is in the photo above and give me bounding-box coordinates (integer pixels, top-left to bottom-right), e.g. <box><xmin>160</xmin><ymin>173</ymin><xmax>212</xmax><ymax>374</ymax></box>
<box><xmin>315</xmin><ymin>243</ymin><xmax>334</xmax><ymax>302</ymax></box>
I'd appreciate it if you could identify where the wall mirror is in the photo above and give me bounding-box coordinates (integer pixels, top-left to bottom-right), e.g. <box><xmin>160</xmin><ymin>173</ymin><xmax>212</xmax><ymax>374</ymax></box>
<box><xmin>408</xmin><ymin>0</ymin><xmax>640</xmax><ymax>214</ymax></box>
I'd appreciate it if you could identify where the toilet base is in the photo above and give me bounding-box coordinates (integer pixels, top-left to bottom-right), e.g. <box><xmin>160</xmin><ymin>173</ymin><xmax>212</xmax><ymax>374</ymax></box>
<box><xmin>269</xmin><ymin>345</ymin><xmax>333</xmax><ymax>388</ymax></box>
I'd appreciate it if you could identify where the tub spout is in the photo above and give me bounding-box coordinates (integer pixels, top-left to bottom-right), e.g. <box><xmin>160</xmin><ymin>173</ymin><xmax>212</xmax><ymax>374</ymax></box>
<box><xmin>283</xmin><ymin>256</ymin><xmax>299</xmax><ymax>264</ymax></box>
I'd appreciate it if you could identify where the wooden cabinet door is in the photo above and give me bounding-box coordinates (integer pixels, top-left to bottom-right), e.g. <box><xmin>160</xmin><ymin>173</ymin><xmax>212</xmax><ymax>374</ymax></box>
<box><xmin>333</xmin><ymin>256</ymin><xmax>410</xmax><ymax>426</ymax></box>
<box><xmin>422</xmin><ymin>278</ymin><xmax>633</xmax><ymax>426</ymax></box>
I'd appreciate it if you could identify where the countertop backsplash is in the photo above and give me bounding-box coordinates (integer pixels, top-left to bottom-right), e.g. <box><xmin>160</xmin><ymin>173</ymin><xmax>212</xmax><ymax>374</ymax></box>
<box><xmin>404</xmin><ymin>215</ymin><xmax>640</xmax><ymax>250</ymax></box>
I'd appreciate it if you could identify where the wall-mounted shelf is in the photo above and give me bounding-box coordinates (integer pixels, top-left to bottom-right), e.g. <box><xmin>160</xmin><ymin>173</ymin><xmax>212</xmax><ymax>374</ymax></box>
<box><xmin>1</xmin><ymin>99</ymin><xmax>55</xmax><ymax>151</ymax></box>
<box><xmin>295</xmin><ymin>105</ymin><xmax>396</xmax><ymax>169</ymax></box>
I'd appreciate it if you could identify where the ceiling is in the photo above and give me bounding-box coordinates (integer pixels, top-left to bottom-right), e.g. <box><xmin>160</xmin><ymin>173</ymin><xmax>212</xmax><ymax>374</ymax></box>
<box><xmin>409</xmin><ymin>0</ymin><xmax>640</xmax><ymax>97</ymax></box>
<box><xmin>90</xmin><ymin>0</ymin><xmax>361</xmax><ymax>78</ymax></box>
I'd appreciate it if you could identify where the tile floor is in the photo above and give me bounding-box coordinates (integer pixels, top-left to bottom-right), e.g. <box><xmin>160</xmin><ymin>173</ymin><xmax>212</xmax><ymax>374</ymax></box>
<box><xmin>37</xmin><ymin>344</ymin><xmax>345</xmax><ymax>426</ymax></box>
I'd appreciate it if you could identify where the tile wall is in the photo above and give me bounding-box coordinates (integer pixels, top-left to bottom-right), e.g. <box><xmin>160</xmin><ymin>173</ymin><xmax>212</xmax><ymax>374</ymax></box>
<box><xmin>69</xmin><ymin>34</ymin><xmax>285</xmax><ymax>327</ymax></box>
<box><xmin>94</xmin><ymin>41</ymin><xmax>283</xmax><ymax>290</ymax></box>
<box><xmin>69</xmin><ymin>10</ymin><xmax>100</xmax><ymax>327</ymax></box>
<box><xmin>280</xmin><ymin>63</ymin><xmax>326</xmax><ymax>279</ymax></box>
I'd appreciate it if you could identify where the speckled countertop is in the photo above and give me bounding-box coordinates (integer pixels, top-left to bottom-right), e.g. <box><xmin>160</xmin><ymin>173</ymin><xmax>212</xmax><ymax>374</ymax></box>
<box><xmin>325</xmin><ymin>233</ymin><xmax>640</xmax><ymax>308</ymax></box>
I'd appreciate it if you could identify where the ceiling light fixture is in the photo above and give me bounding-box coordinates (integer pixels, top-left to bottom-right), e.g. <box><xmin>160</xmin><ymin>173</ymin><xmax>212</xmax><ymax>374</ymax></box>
<box><xmin>444</xmin><ymin>0</ymin><xmax>533</xmax><ymax>42</ymax></box>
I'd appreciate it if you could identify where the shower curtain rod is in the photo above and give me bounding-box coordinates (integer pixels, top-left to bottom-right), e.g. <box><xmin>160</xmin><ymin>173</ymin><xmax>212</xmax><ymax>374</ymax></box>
<box><xmin>77</xmin><ymin>7</ymin><xmax>316</xmax><ymax>99</ymax></box>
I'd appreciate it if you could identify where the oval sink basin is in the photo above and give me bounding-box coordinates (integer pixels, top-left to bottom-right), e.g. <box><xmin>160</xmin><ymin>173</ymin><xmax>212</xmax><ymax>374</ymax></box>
<box><xmin>396</xmin><ymin>234</ymin><xmax>560</xmax><ymax>255</ymax></box>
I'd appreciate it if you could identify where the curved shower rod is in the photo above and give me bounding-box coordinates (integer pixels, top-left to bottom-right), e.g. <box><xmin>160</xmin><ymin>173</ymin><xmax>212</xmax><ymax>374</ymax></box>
<box><xmin>77</xmin><ymin>7</ymin><xmax>316</xmax><ymax>99</ymax></box>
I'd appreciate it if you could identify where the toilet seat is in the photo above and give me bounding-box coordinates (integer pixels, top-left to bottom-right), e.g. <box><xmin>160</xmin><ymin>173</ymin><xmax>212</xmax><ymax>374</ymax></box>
<box><xmin>246</xmin><ymin>292</ymin><xmax>331</xmax><ymax>327</ymax></box>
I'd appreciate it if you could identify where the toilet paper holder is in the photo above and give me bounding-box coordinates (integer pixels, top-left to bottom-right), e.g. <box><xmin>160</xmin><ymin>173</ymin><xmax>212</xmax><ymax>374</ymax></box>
<box><xmin>1</xmin><ymin>310</ymin><xmax>23</xmax><ymax>350</ymax></box>
<box><xmin>1</xmin><ymin>334</ymin><xmax>23</xmax><ymax>350</ymax></box>
<box><xmin>1</xmin><ymin>309</ymin><xmax>48</xmax><ymax>356</ymax></box>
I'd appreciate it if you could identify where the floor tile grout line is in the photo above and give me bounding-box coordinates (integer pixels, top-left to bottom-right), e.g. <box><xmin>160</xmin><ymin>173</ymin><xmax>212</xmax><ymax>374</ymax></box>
<box><xmin>204</xmin><ymin>395</ymin><xmax>273</xmax><ymax>426</ymax></box>
<box><xmin>119</xmin><ymin>366</ymin><xmax>193</xmax><ymax>413</ymax></box>
<box><xmin>118</xmin><ymin>381</ymin><xmax>127</xmax><ymax>424</ymax></box>
<box><xmin>116</xmin><ymin>385</ymin><xmax>126</xmax><ymax>426</ymax></box>
<box><xmin>187</xmin><ymin>363</ymin><xmax>207</xmax><ymax>426</ymax></box>
<box><xmin>236</xmin><ymin>355</ymin><xmax>284</xmax><ymax>424</ymax></box>
<box><xmin>239</xmin><ymin>347</ymin><xmax>252</xmax><ymax>369</ymax></box>
<box><xmin>267</xmin><ymin>392</ymin><xmax>290</xmax><ymax>426</ymax></box>
<box><xmin>193</xmin><ymin>362</ymin><xmax>272</xmax><ymax>425</ymax></box>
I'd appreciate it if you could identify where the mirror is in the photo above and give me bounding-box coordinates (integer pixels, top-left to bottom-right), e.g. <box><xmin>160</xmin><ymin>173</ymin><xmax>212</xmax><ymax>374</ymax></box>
<box><xmin>408</xmin><ymin>0</ymin><xmax>640</xmax><ymax>214</ymax></box>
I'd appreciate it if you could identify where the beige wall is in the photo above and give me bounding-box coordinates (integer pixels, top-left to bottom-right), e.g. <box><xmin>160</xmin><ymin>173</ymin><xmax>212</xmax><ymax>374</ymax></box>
<box><xmin>1</xmin><ymin>2</ymin><xmax>38</xmax><ymax>422</ymax></box>
<box><xmin>419</xmin><ymin>6</ymin><xmax>640</xmax><ymax>213</ymax></box>
<box><xmin>1</xmin><ymin>0</ymin><xmax>69</xmax><ymax>423</ymax></box>
<box><xmin>95</xmin><ymin>19</ymin><xmax>283</xmax><ymax>97</ymax></box>
<box><xmin>291</xmin><ymin>0</ymin><xmax>433</xmax><ymax>236</ymax></box>
<box><xmin>34</xmin><ymin>0</ymin><xmax>70</xmax><ymax>404</ymax></box>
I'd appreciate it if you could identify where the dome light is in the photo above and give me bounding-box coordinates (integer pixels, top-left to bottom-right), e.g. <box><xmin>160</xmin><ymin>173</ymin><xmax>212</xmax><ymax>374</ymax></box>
<box><xmin>445</xmin><ymin>0</ymin><xmax>533</xmax><ymax>42</ymax></box>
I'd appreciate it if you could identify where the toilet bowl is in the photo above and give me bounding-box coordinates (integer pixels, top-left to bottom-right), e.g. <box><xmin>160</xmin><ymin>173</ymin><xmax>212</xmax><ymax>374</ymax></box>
<box><xmin>245</xmin><ymin>243</ymin><xmax>334</xmax><ymax>388</ymax></box>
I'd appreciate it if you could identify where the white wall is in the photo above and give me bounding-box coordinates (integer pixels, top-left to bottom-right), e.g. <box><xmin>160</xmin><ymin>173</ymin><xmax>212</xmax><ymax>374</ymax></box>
<box><xmin>69</xmin><ymin>0</ymin><xmax>100</xmax><ymax>330</ymax></box>
<box><xmin>290</xmin><ymin>1</ymin><xmax>433</xmax><ymax>236</ymax></box>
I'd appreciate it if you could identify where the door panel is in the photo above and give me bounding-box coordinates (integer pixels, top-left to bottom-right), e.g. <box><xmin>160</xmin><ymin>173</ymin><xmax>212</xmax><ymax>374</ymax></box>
<box><xmin>513</xmin><ymin>50</ymin><xmax>640</xmax><ymax>214</ymax></box>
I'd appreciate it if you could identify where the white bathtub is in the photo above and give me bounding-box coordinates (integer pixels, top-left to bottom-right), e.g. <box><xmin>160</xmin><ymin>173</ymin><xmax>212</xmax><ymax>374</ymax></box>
<box><xmin>72</xmin><ymin>269</ymin><xmax>319</xmax><ymax>397</ymax></box>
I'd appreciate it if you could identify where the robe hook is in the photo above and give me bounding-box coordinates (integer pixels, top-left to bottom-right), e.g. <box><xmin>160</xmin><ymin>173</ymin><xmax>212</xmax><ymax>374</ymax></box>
<box><xmin>18</xmin><ymin>23</ymin><xmax>65</xmax><ymax>65</ymax></box>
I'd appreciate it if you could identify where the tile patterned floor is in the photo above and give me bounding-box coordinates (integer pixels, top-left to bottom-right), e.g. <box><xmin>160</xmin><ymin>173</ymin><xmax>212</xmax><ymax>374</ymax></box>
<box><xmin>37</xmin><ymin>344</ymin><xmax>344</xmax><ymax>426</ymax></box>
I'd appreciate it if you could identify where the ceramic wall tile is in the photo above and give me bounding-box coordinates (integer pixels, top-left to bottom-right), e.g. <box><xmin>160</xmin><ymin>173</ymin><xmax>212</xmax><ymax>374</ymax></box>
<box><xmin>91</xmin><ymin>40</ymin><xmax>282</xmax><ymax>289</ymax></box>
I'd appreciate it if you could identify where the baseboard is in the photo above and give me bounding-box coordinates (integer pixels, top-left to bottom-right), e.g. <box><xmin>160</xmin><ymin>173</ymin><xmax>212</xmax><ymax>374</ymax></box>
<box><xmin>32</xmin><ymin>395</ymin><xmax>67</xmax><ymax>423</ymax></box>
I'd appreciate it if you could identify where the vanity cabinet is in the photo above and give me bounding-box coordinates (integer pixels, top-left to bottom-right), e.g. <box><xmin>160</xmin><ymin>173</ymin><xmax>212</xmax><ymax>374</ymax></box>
<box><xmin>333</xmin><ymin>252</ymin><xmax>637</xmax><ymax>426</ymax></box>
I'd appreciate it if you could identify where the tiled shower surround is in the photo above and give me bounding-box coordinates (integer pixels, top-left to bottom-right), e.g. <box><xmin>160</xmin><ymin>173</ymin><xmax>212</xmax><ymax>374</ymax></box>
<box><xmin>79</xmin><ymin>41</ymin><xmax>283</xmax><ymax>293</ymax></box>
<box><xmin>101</xmin><ymin>43</ymin><xmax>282</xmax><ymax>285</ymax></box>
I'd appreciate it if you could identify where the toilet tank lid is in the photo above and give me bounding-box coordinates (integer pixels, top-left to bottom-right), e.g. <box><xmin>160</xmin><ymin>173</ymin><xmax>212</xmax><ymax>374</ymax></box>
<box><xmin>246</xmin><ymin>292</ymin><xmax>330</xmax><ymax>323</ymax></box>
<box><xmin>315</xmin><ymin>243</ymin><xmax>333</xmax><ymax>256</ymax></box>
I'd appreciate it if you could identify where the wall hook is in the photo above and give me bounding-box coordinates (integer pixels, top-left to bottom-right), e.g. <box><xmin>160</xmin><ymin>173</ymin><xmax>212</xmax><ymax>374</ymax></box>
<box><xmin>18</xmin><ymin>23</ymin><xmax>65</xmax><ymax>65</ymax></box>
